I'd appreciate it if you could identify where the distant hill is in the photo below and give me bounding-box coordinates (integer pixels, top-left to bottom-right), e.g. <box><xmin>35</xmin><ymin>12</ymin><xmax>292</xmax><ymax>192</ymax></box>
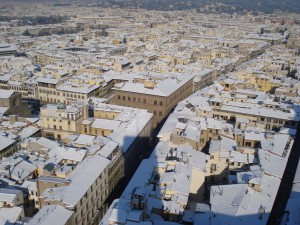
<box><xmin>0</xmin><ymin>0</ymin><xmax>299</xmax><ymax>14</ymax></box>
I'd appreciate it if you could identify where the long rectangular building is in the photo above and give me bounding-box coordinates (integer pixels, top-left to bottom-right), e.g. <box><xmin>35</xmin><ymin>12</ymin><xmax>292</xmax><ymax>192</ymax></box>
<box><xmin>111</xmin><ymin>73</ymin><xmax>194</xmax><ymax>127</ymax></box>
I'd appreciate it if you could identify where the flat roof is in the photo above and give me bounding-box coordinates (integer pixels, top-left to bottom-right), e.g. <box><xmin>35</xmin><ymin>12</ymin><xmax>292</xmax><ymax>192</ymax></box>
<box><xmin>92</xmin><ymin>119</ymin><xmax>121</xmax><ymax>130</ymax></box>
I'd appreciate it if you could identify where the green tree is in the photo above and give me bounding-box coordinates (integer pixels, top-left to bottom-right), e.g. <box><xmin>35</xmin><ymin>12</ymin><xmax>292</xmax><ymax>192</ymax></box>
<box><xmin>22</xmin><ymin>29</ymin><xmax>31</xmax><ymax>36</ymax></box>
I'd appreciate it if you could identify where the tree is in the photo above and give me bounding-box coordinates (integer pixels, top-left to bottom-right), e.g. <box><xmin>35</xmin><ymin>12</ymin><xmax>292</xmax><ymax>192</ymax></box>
<box><xmin>101</xmin><ymin>28</ymin><xmax>108</xmax><ymax>37</ymax></box>
<box><xmin>22</xmin><ymin>29</ymin><xmax>31</xmax><ymax>36</ymax></box>
<box><xmin>37</xmin><ymin>30</ymin><xmax>51</xmax><ymax>37</ymax></box>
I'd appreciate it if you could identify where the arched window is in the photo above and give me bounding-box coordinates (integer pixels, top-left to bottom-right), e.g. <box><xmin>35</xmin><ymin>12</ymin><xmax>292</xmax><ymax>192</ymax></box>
<box><xmin>13</xmin><ymin>98</ymin><xmax>18</xmax><ymax>107</ymax></box>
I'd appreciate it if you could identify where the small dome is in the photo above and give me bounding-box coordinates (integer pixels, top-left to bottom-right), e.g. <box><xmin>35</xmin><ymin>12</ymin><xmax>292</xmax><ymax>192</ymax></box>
<box><xmin>57</xmin><ymin>103</ymin><xmax>66</xmax><ymax>110</ymax></box>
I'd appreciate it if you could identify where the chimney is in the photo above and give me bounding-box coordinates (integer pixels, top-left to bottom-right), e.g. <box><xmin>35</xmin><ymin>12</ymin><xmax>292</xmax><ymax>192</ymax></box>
<box><xmin>144</xmin><ymin>79</ymin><xmax>156</xmax><ymax>89</ymax></box>
<box><xmin>9</xmin><ymin>115</ymin><xmax>18</xmax><ymax>124</ymax></box>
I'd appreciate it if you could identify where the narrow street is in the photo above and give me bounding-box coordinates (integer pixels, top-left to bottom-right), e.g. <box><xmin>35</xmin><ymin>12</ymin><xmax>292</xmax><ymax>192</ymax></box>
<box><xmin>267</xmin><ymin>123</ymin><xmax>300</xmax><ymax>225</ymax></box>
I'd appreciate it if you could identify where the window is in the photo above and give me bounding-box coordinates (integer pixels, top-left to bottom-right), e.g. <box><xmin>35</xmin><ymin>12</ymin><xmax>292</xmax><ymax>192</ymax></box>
<box><xmin>154</xmin><ymin>100</ymin><xmax>157</xmax><ymax>105</ymax></box>
<box><xmin>245</xmin><ymin>142</ymin><xmax>251</xmax><ymax>147</ymax></box>
<box><xmin>160</xmin><ymin>101</ymin><xmax>163</xmax><ymax>106</ymax></box>
<box><xmin>123</xmin><ymin>96</ymin><xmax>125</xmax><ymax>100</ymax></box>
<box><xmin>143</xmin><ymin>99</ymin><xmax>146</xmax><ymax>103</ymax></box>
<box><xmin>133</xmin><ymin>97</ymin><xmax>136</xmax><ymax>102</ymax></box>
<box><xmin>159</xmin><ymin>111</ymin><xmax>162</xmax><ymax>116</ymax></box>
<box><xmin>128</xmin><ymin>96</ymin><xmax>131</xmax><ymax>101</ymax></box>
<box><xmin>210</xmin><ymin>155</ymin><xmax>214</xmax><ymax>159</ymax></box>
